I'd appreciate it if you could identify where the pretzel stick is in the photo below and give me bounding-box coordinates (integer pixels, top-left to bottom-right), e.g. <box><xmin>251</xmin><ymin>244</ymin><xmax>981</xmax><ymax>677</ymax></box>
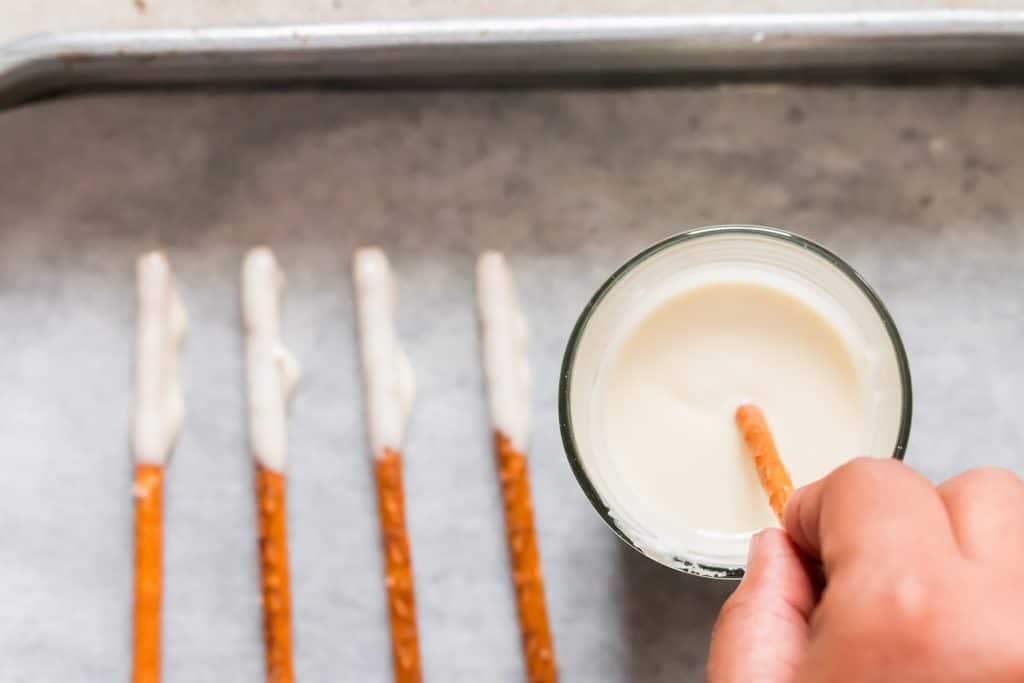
<box><xmin>132</xmin><ymin>464</ymin><xmax>164</xmax><ymax>683</ymax></box>
<box><xmin>243</xmin><ymin>248</ymin><xmax>300</xmax><ymax>683</ymax></box>
<box><xmin>131</xmin><ymin>252</ymin><xmax>186</xmax><ymax>683</ymax></box>
<box><xmin>353</xmin><ymin>248</ymin><xmax>421</xmax><ymax>683</ymax></box>
<box><xmin>477</xmin><ymin>252</ymin><xmax>557</xmax><ymax>683</ymax></box>
<box><xmin>255</xmin><ymin>464</ymin><xmax>293</xmax><ymax>682</ymax></box>
<box><xmin>376</xmin><ymin>448</ymin><xmax>419</xmax><ymax>682</ymax></box>
<box><xmin>494</xmin><ymin>433</ymin><xmax>557</xmax><ymax>682</ymax></box>
<box><xmin>735</xmin><ymin>403</ymin><xmax>794</xmax><ymax>522</ymax></box>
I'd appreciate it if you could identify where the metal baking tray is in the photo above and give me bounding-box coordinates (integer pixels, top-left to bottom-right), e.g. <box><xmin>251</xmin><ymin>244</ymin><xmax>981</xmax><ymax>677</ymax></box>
<box><xmin>1</xmin><ymin>10</ymin><xmax>1023</xmax><ymax>683</ymax></box>
<box><xmin>3</xmin><ymin>10</ymin><xmax>1024</xmax><ymax>106</ymax></box>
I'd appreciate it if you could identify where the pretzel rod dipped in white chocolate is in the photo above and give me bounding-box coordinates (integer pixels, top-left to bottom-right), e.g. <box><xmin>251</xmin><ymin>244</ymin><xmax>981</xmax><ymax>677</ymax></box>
<box><xmin>242</xmin><ymin>247</ymin><xmax>300</xmax><ymax>683</ymax></box>
<box><xmin>477</xmin><ymin>252</ymin><xmax>557</xmax><ymax>683</ymax></box>
<box><xmin>353</xmin><ymin>248</ymin><xmax>421</xmax><ymax>683</ymax></box>
<box><xmin>131</xmin><ymin>251</ymin><xmax>187</xmax><ymax>683</ymax></box>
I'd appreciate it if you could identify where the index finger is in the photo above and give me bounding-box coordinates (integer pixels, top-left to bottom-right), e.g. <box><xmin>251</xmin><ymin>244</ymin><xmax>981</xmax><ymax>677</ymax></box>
<box><xmin>783</xmin><ymin>458</ymin><xmax>956</xmax><ymax>570</ymax></box>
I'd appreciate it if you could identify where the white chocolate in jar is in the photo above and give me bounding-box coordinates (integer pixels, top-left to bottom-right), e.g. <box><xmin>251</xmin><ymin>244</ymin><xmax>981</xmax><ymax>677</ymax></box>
<box><xmin>600</xmin><ymin>281</ymin><xmax>866</xmax><ymax>537</ymax></box>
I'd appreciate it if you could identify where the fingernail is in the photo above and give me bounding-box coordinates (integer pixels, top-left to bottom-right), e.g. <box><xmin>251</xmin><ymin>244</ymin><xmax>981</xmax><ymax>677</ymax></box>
<box><xmin>747</xmin><ymin>529</ymin><xmax>768</xmax><ymax>564</ymax></box>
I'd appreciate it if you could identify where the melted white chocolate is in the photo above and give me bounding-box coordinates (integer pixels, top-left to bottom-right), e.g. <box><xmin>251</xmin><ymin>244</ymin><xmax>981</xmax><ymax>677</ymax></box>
<box><xmin>476</xmin><ymin>251</ymin><xmax>530</xmax><ymax>452</ymax></box>
<box><xmin>353</xmin><ymin>247</ymin><xmax>415</xmax><ymax>456</ymax></box>
<box><xmin>132</xmin><ymin>251</ymin><xmax>188</xmax><ymax>465</ymax></box>
<box><xmin>242</xmin><ymin>247</ymin><xmax>300</xmax><ymax>473</ymax></box>
<box><xmin>602</xmin><ymin>282</ymin><xmax>865</xmax><ymax>536</ymax></box>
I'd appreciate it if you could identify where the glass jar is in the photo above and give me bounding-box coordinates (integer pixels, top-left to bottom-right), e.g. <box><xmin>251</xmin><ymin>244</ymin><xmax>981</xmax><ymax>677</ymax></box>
<box><xmin>558</xmin><ymin>225</ymin><xmax>912</xmax><ymax>578</ymax></box>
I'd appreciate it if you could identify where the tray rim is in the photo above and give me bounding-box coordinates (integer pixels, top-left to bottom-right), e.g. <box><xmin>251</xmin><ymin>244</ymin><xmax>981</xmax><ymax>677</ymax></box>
<box><xmin>3</xmin><ymin>9</ymin><xmax>1024</xmax><ymax>106</ymax></box>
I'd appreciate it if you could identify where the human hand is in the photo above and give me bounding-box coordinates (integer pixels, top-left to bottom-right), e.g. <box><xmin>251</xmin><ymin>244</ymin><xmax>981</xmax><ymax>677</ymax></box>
<box><xmin>707</xmin><ymin>458</ymin><xmax>1024</xmax><ymax>682</ymax></box>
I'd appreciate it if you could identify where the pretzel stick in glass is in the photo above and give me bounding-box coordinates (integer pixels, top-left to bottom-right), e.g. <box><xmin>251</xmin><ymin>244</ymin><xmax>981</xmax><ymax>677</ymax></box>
<box><xmin>736</xmin><ymin>403</ymin><xmax>794</xmax><ymax>523</ymax></box>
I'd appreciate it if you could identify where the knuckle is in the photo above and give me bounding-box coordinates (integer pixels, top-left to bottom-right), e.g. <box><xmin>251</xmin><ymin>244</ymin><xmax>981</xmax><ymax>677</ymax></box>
<box><xmin>829</xmin><ymin>456</ymin><xmax>895</xmax><ymax>488</ymax></box>
<box><xmin>945</xmin><ymin>467</ymin><xmax>1024</xmax><ymax>496</ymax></box>
<box><xmin>874</xmin><ymin>573</ymin><xmax>945</xmax><ymax>654</ymax></box>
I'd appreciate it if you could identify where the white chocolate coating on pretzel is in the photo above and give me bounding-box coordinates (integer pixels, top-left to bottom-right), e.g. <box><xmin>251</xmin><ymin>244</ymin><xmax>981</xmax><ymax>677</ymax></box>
<box><xmin>476</xmin><ymin>251</ymin><xmax>530</xmax><ymax>452</ymax></box>
<box><xmin>243</xmin><ymin>247</ymin><xmax>300</xmax><ymax>472</ymax></box>
<box><xmin>353</xmin><ymin>248</ymin><xmax>415</xmax><ymax>456</ymax></box>
<box><xmin>132</xmin><ymin>251</ymin><xmax>188</xmax><ymax>465</ymax></box>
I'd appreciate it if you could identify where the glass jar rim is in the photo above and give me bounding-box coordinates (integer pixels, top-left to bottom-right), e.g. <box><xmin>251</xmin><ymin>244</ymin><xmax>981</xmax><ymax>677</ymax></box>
<box><xmin>557</xmin><ymin>224</ymin><xmax>913</xmax><ymax>579</ymax></box>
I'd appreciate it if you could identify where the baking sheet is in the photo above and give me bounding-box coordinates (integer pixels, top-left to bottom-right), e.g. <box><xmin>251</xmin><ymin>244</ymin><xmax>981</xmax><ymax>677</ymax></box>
<box><xmin>4</xmin><ymin>0</ymin><xmax>1020</xmax><ymax>44</ymax></box>
<box><xmin>4</xmin><ymin>11</ymin><xmax>1024</xmax><ymax>107</ymax></box>
<box><xmin>0</xmin><ymin>84</ymin><xmax>1022</xmax><ymax>681</ymax></box>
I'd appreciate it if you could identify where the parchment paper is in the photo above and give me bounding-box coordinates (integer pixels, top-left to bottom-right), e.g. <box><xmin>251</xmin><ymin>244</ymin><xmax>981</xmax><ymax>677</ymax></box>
<box><xmin>0</xmin><ymin>84</ymin><xmax>1021</xmax><ymax>681</ymax></box>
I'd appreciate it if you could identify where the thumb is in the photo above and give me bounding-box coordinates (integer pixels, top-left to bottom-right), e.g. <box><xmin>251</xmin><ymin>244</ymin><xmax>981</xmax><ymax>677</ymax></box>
<box><xmin>707</xmin><ymin>529</ymin><xmax>817</xmax><ymax>683</ymax></box>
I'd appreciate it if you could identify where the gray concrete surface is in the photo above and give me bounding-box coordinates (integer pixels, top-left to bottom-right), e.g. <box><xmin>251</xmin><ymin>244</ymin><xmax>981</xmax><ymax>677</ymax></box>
<box><xmin>0</xmin><ymin>84</ymin><xmax>1022</xmax><ymax>681</ymax></box>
